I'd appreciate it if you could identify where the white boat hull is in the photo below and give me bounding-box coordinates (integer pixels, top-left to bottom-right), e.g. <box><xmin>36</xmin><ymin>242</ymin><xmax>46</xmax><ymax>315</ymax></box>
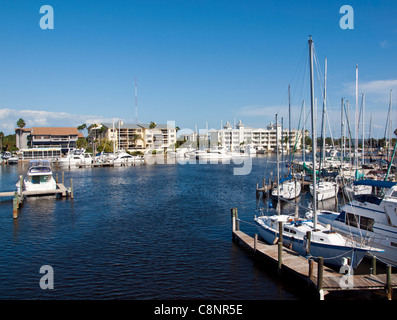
<box><xmin>309</xmin><ymin>181</ymin><xmax>338</xmax><ymax>201</ymax></box>
<box><xmin>254</xmin><ymin>215</ymin><xmax>378</xmax><ymax>268</ymax></box>
<box><xmin>272</xmin><ymin>181</ymin><xmax>301</xmax><ymax>200</ymax></box>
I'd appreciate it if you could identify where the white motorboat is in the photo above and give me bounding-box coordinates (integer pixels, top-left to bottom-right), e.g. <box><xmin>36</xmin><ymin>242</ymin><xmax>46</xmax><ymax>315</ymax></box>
<box><xmin>195</xmin><ymin>149</ymin><xmax>232</xmax><ymax>162</ymax></box>
<box><xmin>112</xmin><ymin>152</ymin><xmax>143</xmax><ymax>166</ymax></box>
<box><xmin>16</xmin><ymin>159</ymin><xmax>57</xmax><ymax>192</ymax></box>
<box><xmin>7</xmin><ymin>155</ymin><xmax>19</xmax><ymax>164</ymax></box>
<box><xmin>58</xmin><ymin>151</ymin><xmax>92</xmax><ymax>168</ymax></box>
<box><xmin>309</xmin><ymin>181</ymin><xmax>338</xmax><ymax>201</ymax></box>
<box><xmin>317</xmin><ymin>180</ymin><xmax>397</xmax><ymax>267</ymax></box>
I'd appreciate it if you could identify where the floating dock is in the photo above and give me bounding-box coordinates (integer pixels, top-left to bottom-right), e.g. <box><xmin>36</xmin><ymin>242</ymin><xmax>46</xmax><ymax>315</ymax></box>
<box><xmin>231</xmin><ymin>208</ymin><xmax>397</xmax><ymax>300</ymax></box>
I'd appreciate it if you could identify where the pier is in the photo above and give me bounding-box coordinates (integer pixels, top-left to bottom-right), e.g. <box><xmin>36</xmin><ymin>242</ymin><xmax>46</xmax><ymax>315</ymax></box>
<box><xmin>0</xmin><ymin>175</ymin><xmax>74</xmax><ymax>219</ymax></box>
<box><xmin>231</xmin><ymin>208</ymin><xmax>397</xmax><ymax>300</ymax></box>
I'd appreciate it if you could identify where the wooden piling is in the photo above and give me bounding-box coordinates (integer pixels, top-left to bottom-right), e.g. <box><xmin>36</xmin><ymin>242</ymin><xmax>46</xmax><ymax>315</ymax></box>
<box><xmin>277</xmin><ymin>241</ymin><xmax>283</xmax><ymax>275</ymax></box>
<box><xmin>308</xmin><ymin>258</ymin><xmax>314</xmax><ymax>278</ymax></box>
<box><xmin>70</xmin><ymin>178</ymin><xmax>74</xmax><ymax>199</ymax></box>
<box><xmin>278</xmin><ymin>221</ymin><xmax>283</xmax><ymax>243</ymax></box>
<box><xmin>387</xmin><ymin>265</ymin><xmax>393</xmax><ymax>300</ymax></box>
<box><xmin>62</xmin><ymin>172</ymin><xmax>64</xmax><ymax>185</ymax></box>
<box><xmin>317</xmin><ymin>257</ymin><xmax>324</xmax><ymax>292</ymax></box>
<box><xmin>372</xmin><ymin>256</ymin><xmax>377</xmax><ymax>275</ymax></box>
<box><xmin>13</xmin><ymin>193</ymin><xmax>18</xmax><ymax>219</ymax></box>
<box><xmin>19</xmin><ymin>175</ymin><xmax>23</xmax><ymax>198</ymax></box>
<box><xmin>254</xmin><ymin>233</ymin><xmax>258</xmax><ymax>254</ymax></box>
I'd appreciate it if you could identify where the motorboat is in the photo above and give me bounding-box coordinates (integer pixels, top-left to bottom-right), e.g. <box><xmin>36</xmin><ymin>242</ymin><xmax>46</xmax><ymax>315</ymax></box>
<box><xmin>112</xmin><ymin>152</ymin><xmax>143</xmax><ymax>166</ymax></box>
<box><xmin>7</xmin><ymin>155</ymin><xmax>19</xmax><ymax>164</ymax></box>
<box><xmin>316</xmin><ymin>180</ymin><xmax>397</xmax><ymax>267</ymax></box>
<box><xmin>195</xmin><ymin>149</ymin><xmax>232</xmax><ymax>162</ymax></box>
<box><xmin>58</xmin><ymin>151</ymin><xmax>92</xmax><ymax>168</ymax></box>
<box><xmin>16</xmin><ymin>159</ymin><xmax>57</xmax><ymax>192</ymax></box>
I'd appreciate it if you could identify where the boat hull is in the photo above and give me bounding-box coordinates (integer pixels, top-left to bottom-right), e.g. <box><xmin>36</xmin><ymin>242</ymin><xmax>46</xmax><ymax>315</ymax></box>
<box><xmin>255</xmin><ymin>216</ymin><xmax>370</xmax><ymax>268</ymax></box>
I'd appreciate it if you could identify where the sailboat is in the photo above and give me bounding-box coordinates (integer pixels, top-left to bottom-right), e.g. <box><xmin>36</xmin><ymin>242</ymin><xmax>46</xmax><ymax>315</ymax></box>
<box><xmin>309</xmin><ymin>58</ymin><xmax>339</xmax><ymax>201</ymax></box>
<box><xmin>343</xmin><ymin>72</ymin><xmax>372</xmax><ymax>198</ymax></box>
<box><xmin>255</xmin><ymin>36</ymin><xmax>383</xmax><ymax>268</ymax></box>
<box><xmin>272</xmin><ymin>87</ymin><xmax>301</xmax><ymax>201</ymax></box>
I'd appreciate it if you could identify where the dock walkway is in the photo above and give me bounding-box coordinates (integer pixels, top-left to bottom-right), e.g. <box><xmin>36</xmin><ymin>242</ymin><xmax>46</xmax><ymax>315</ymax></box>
<box><xmin>0</xmin><ymin>179</ymin><xmax>73</xmax><ymax>219</ymax></box>
<box><xmin>231</xmin><ymin>208</ymin><xmax>397</xmax><ymax>300</ymax></box>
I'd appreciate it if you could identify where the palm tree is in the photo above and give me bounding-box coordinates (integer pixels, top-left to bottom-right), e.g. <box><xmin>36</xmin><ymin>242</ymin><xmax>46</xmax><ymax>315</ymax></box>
<box><xmin>0</xmin><ymin>131</ymin><xmax>4</xmax><ymax>152</ymax></box>
<box><xmin>77</xmin><ymin>124</ymin><xmax>87</xmax><ymax>134</ymax></box>
<box><xmin>16</xmin><ymin>118</ymin><xmax>26</xmax><ymax>149</ymax></box>
<box><xmin>149</xmin><ymin>121</ymin><xmax>156</xmax><ymax>129</ymax></box>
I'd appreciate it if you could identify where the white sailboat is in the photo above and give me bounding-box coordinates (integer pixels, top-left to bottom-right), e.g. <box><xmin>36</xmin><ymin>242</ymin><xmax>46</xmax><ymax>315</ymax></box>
<box><xmin>309</xmin><ymin>57</ymin><xmax>339</xmax><ymax>201</ymax></box>
<box><xmin>255</xmin><ymin>36</ymin><xmax>382</xmax><ymax>268</ymax></box>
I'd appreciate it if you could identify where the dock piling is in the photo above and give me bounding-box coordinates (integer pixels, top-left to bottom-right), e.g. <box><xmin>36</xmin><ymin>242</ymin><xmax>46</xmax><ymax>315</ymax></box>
<box><xmin>70</xmin><ymin>178</ymin><xmax>74</xmax><ymax>199</ymax></box>
<box><xmin>13</xmin><ymin>193</ymin><xmax>18</xmax><ymax>219</ymax></box>
<box><xmin>277</xmin><ymin>241</ymin><xmax>283</xmax><ymax>275</ymax></box>
<box><xmin>387</xmin><ymin>265</ymin><xmax>393</xmax><ymax>300</ymax></box>
<box><xmin>371</xmin><ymin>256</ymin><xmax>377</xmax><ymax>275</ymax></box>
<box><xmin>317</xmin><ymin>257</ymin><xmax>324</xmax><ymax>292</ymax></box>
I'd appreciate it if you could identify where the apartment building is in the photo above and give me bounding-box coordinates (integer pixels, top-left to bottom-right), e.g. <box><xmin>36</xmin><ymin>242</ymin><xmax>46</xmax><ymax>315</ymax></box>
<box><xmin>207</xmin><ymin>120</ymin><xmax>303</xmax><ymax>152</ymax></box>
<box><xmin>101</xmin><ymin>122</ymin><xmax>177</xmax><ymax>153</ymax></box>
<box><xmin>15</xmin><ymin>127</ymin><xmax>81</xmax><ymax>152</ymax></box>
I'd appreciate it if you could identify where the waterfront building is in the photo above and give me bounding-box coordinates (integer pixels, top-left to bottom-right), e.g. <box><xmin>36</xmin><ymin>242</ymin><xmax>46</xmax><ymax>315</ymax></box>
<box><xmin>187</xmin><ymin>120</ymin><xmax>303</xmax><ymax>152</ymax></box>
<box><xmin>15</xmin><ymin>127</ymin><xmax>81</xmax><ymax>153</ymax></box>
<box><xmin>101</xmin><ymin>121</ymin><xmax>177</xmax><ymax>153</ymax></box>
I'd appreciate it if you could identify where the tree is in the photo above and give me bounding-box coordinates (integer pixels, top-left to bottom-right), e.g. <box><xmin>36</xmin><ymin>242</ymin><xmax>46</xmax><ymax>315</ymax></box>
<box><xmin>149</xmin><ymin>121</ymin><xmax>156</xmax><ymax>129</ymax></box>
<box><xmin>16</xmin><ymin>118</ymin><xmax>26</xmax><ymax>149</ymax></box>
<box><xmin>77</xmin><ymin>124</ymin><xmax>87</xmax><ymax>135</ymax></box>
<box><xmin>0</xmin><ymin>131</ymin><xmax>4</xmax><ymax>152</ymax></box>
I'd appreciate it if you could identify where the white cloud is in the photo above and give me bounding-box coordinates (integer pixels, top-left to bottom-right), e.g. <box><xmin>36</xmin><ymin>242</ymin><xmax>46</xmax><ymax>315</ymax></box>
<box><xmin>0</xmin><ymin>108</ymin><xmax>124</xmax><ymax>135</ymax></box>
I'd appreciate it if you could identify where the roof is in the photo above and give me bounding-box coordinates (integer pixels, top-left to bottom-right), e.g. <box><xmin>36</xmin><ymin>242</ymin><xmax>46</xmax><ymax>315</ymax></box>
<box><xmin>102</xmin><ymin>123</ymin><xmax>174</xmax><ymax>130</ymax></box>
<box><xmin>30</xmin><ymin>127</ymin><xmax>79</xmax><ymax>136</ymax></box>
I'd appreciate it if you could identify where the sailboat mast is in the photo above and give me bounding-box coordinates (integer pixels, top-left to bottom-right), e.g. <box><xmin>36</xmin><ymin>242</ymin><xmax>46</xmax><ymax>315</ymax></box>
<box><xmin>362</xmin><ymin>93</ymin><xmax>365</xmax><ymax>163</ymax></box>
<box><xmin>289</xmin><ymin>84</ymin><xmax>291</xmax><ymax>162</ymax></box>
<box><xmin>303</xmin><ymin>100</ymin><xmax>306</xmax><ymax>163</ymax></box>
<box><xmin>341</xmin><ymin>98</ymin><xmax>344</xmax><ymax>170</ymax></box>
<box><xmin>309</xmin><ymin>36</ymin><xmax>317</xmax><ymax>229</ymax></box>
<box><xmin>276</xmin><ymin>114</ymin><xmax>281</xmax><ymax>215</ymax></box>
<box><xmin>135</xmin><ymin>77</ymin><xmax>138</xmax><ymax>124</ymax></box>
<box><xmin>322</xmin><ymin>58</ymin><xmax>327</xmax><ymax>171</ymax></box>
<box><xmin>355</xmin><ymin>65</ymin><xmax>359</xmax><ymax>169</ymax></box>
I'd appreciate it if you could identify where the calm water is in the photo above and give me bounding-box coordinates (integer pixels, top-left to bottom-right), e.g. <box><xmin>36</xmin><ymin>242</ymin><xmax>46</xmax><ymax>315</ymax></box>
<box><xmin>0</xmin><ymin>155</ymin><xmax>325</xmax><ymax>300</ymax></box>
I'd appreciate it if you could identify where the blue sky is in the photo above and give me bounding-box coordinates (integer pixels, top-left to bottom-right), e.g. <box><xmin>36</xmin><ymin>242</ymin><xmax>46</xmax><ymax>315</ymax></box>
<box><xmin>0</xmin><ymin>0</ymin><xmax>397</xmax><ymax>139</ymax></box>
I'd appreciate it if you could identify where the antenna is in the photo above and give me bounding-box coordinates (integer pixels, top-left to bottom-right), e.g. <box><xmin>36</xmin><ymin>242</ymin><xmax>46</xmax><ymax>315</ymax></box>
<box><xmin>135</xmin><ymin>76</ymin><xmax>138</xmax><ymax>124</ymax></box>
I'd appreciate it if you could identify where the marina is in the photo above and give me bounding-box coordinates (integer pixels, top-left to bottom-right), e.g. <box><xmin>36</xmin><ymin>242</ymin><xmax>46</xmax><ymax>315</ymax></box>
<box><xmin>0</xmin><ymin>155</ymin><xmax>396</xmax><ymax>300</ymax></box>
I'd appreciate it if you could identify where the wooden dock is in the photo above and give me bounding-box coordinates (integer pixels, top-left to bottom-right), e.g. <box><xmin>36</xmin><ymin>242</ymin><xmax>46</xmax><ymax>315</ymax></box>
<box><xmin>0</xmin><ymin>178</ymin><xmax>73</xmax><ymax>219</ymax></box>
<box><xmin>231</xmin><ymin>208</ymin><xmax>397</xmax><ymax>300</ymax></box>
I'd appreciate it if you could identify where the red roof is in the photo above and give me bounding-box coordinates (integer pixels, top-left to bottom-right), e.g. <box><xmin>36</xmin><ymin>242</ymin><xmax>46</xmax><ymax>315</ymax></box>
<box><xmin>30</xmin><ymin>127</ymin><xmax>79</xmax><ymax>136</ymax></box>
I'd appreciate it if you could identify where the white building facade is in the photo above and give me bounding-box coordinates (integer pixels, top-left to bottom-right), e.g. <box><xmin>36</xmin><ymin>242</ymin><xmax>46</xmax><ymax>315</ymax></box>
<box><xmin>208</xmin><ymin>120</ymin><xmax>303</xmax><ymax>152</ymax></box>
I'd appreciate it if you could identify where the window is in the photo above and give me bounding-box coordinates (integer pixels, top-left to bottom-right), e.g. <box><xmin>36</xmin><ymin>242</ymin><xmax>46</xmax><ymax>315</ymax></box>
<box><xmin>359</xmin><ymin>216</ymin><xmax>375</xmax><ymax>232</ymax></box>
<box><xmin>346</xmin><ymin>213</ymin><xmax>359</xmax><ymax>228</ymax></box>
